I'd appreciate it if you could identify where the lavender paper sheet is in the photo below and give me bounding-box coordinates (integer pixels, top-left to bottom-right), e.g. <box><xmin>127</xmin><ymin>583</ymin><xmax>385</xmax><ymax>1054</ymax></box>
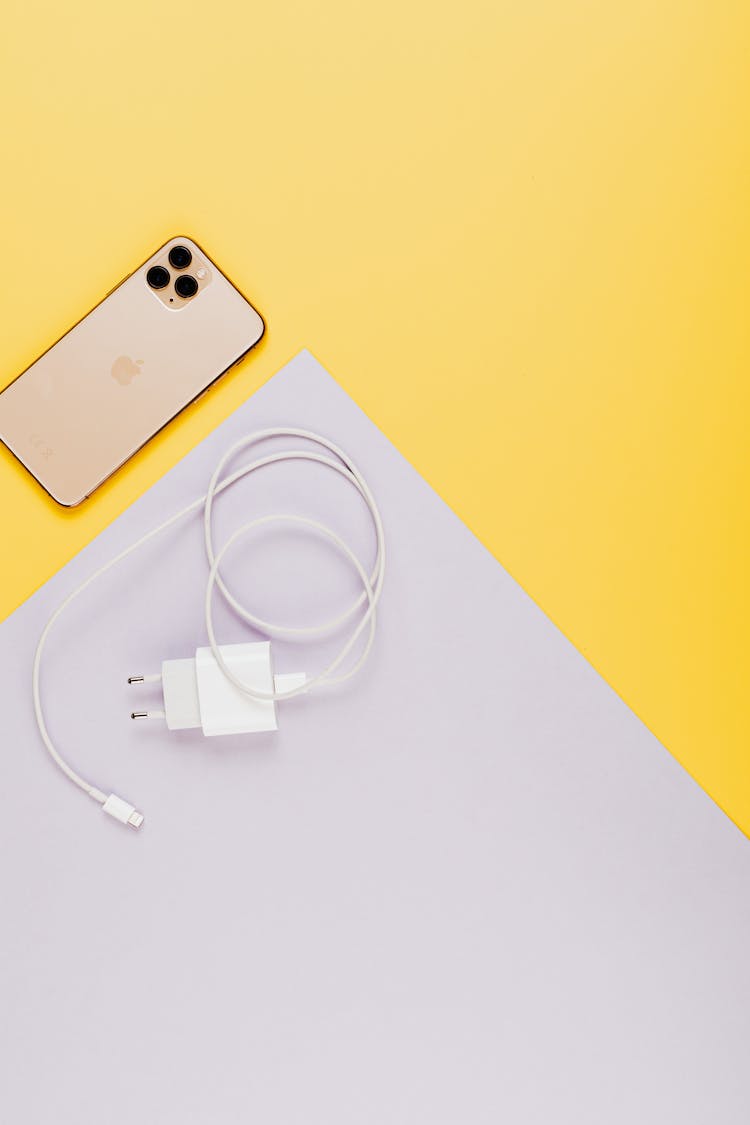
<box><xmin>1</xmin><ymin>350</ymin><xmax>748</xmax><ymax>1123</ymax></box>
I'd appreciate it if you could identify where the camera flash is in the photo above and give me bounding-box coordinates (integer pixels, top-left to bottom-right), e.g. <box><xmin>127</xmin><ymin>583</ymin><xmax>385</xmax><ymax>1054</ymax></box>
<box><xmin>196</xmin><ymin>267</ymin><xmax>207</xmax><ymax>279</ymax></box>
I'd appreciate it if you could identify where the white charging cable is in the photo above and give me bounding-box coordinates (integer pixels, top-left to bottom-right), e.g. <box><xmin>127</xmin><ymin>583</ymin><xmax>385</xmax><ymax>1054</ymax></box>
<box><xmin>32</xmin><ymin>429</ymin><xmax>385</xmax><ymax>829</ymax></box>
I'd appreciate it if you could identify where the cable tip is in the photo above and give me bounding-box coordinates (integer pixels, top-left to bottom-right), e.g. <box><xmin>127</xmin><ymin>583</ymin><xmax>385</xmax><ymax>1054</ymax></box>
<box><xmin>102</xmin><ymin>794</ymin><xmax>144</xmax><ymax>829</ymax></box>
<box><xmin>128</xmin><ymin>675</ymin><xmax>145</xmax><ymax>684</ymax></box>
<box><xmin>131</xmin><ymin>711</ymin><xmax>148</xmax><ymax>720</ymax></box>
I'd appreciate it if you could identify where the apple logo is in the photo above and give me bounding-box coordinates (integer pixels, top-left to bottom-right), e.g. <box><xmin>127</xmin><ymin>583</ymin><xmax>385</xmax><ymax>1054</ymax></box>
<box><xmin>111</xmin><ymin>356</ymin><xmax>144</xmax><ymax>385</ymax></box>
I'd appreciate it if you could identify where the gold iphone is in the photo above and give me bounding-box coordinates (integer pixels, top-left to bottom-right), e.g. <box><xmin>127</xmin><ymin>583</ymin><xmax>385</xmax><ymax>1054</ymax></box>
<box><xmin>0</xmin><ymin>236</ymin><xmax>265</xmax><ymax>506</ymax></box>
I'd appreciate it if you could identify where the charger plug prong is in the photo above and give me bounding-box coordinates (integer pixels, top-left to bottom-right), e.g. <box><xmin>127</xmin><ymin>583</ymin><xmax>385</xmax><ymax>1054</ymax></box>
<box><xmin>127</xmin><ymin>672</ymin><xmax>162</xmax><ymax>685</ymax></box>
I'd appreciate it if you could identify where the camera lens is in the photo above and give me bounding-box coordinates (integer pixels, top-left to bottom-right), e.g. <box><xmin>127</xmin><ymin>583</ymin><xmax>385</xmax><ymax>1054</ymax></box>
<box><xmin>147</xmin><ymin>265</ymin><xmax>170</xmax><ymax>290</ymax></box>
<box><xmin>168</xmin><ymin>245</ymin><xmax>192</xmax><ymax>270</ymax></box>
<box><xmin>175</xmin><ymin>274</ymin><xmax>198</xmax><ymax>299</ymax></box>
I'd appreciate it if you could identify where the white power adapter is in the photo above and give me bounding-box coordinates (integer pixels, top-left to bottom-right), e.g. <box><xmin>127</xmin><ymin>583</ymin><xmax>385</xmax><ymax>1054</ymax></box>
<box><xmin>128</xmin><ymin>642</ymin><xmax>306</xmax><ymax>736</ymax></box>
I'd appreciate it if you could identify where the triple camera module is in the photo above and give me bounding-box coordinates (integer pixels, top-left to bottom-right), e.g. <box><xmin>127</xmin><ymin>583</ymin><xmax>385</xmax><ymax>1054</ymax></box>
<box><xmin>147</xmin><ymin>245</ymin><xmax>199</xmax><ymax>301</ymax></box>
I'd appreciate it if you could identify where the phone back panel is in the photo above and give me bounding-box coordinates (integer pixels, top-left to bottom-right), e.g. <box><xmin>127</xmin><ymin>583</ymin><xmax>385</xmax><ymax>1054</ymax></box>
<box><xmin>0</xmin><ymin>236</ymin><xmax>265</xmax><ymax>506</ymax></box>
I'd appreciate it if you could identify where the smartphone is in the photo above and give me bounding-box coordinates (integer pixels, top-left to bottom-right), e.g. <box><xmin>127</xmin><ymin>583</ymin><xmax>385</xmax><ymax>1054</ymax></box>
<box><xmin>0</xmin><ymin>236</ymin><xmax>265</xmax><ymax>506</ymax></box>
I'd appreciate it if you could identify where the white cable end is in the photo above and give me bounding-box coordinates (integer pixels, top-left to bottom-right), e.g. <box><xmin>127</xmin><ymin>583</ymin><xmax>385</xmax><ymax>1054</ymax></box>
<box><xmin>102</xmin><ymin>793</ymin><xmax>144</xmax><ymax>830</ymax></box>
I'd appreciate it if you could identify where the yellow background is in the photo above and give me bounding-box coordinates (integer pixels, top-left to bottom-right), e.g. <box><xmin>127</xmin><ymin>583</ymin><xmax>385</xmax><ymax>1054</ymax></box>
<box><xmin>1</xmin><ymin>4</ymin><xmax>748</xmax><ymax>830</ymax></box>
